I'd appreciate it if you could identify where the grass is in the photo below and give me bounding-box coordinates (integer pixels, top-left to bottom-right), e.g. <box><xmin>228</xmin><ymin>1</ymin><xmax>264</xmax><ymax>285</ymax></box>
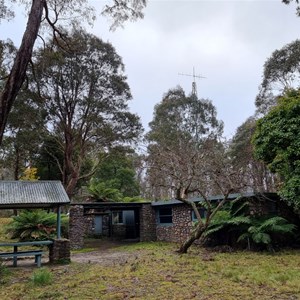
<box><xmin>31</xmin><ymin>268</ymin><xmax>53</xmax><ymax>286</ymax></box>
<box><xmin>0</xmin><ymin>242</ymin><xmax>300</xmax><ymax>299</ymax></box>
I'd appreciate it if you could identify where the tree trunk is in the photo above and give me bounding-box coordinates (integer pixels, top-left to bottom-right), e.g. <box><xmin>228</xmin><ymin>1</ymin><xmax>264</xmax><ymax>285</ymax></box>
<box><xmin>13</xmin><ymin>145</ymin><xmax>20</xmax><ymax>180</ymax></box>
<box><xmin>0</xmin><ymin>0</ymin><xmax>45</xmax><ymax>145</ymax></box>
<box><xmin>62</xmin><ymin>129</ymin><xmax>81</xmax><ymax>198</ymax></box>
<box><xmin>177</xmin><ymin>224</ymin><xmax>206</xmax><ymax>254</ymax></box>
<box><xmin>65</xmin><ymin>171</ymin><xmax>79</xmax><ymax>199</ymax></box>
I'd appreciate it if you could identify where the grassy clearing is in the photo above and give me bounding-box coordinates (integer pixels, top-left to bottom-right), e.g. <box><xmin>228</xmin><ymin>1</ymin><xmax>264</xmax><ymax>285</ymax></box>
<box><xmin>0</xmin><ymin>242</ymin><xmax>300</xmax><ymax>299</ymax></box>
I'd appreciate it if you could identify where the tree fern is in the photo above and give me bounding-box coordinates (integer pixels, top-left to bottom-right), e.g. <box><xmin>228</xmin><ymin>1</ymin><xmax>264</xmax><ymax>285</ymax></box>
<box><xmin>5</xmin><ymin>210</ymin><xmax>68</xmax><ymax>241</ymax></box>
<box><xmin>204</xmin><ymin>210</ymin><xmax>250</xmax><ymax>238</ymax></box>
<box><xmin>237</xmin><ymin>216</ymin><xmax>296</xmax><ymax>250</ymax></box>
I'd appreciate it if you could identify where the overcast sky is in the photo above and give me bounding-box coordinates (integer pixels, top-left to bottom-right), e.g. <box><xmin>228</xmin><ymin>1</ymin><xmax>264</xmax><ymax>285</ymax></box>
<box><xmin>3</xmin><ymin>0</ymin><xmax>300</xmax><ymax>138</ymax></box>
<box><xmin>90</xmin><ymin>0</ymin><xmax>300</xmax><ymax>138</ymax></box>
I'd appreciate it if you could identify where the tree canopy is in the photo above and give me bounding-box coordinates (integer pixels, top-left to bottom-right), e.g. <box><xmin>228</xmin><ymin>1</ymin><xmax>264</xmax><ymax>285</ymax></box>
<box><xmin>88</xmin><ymin>148</ymin><xmax>141</xmax><ymax>202</ymax></box>
<box><xmin>30</xmin><ymin>30</ymin><xmax>143</xmax><ymax>197</ymax></box>
<box><xmin>253</xmin><ymin>88</ymin><xmax>300</xmax><ymax>210</ymax></box>
<box><xmin>145</xmin><ymin>86</ymin><xmax>246</xmax><ymax>253</ymax></box>
<box><xmin>256</xmin><ymin>39</ymin><xmax>300</xmax><ymax>115</ymax></box>
<box><xmin>228</xmin><ymin>117</ymin><xmax>277</xmax><ymax>193</ymax></box>
<box><xmin>146</xmin><ymin>86</ymin><xmax>224</xmax><ymax>200</ymax></box>
<box><xmin>0</xmin><ymin>0</ymin><xmax>147</xmax><ymax>145</ymax></box>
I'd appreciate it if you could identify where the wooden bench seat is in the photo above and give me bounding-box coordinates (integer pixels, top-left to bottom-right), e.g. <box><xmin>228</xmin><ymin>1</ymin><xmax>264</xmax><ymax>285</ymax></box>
<box><xmin>0</xmin><ymin>250</ymin><xmax>44</xmax><ymax>267</ymax></box>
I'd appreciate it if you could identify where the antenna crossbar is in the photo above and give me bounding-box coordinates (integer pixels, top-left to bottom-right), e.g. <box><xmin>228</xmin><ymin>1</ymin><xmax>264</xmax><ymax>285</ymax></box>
<box><xmin>178</xmin><ymin>67</ymin><xmax>206</xmax><ymax>97</ymax></box>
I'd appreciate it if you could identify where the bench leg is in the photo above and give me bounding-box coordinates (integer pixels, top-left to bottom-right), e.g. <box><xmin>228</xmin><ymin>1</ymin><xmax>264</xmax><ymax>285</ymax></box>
<box><xmin>35</xmin><ymin>254</ymin><xmax>42</xmax><ymax>267</ymax></box>
<box><xmin>13</xmin><ymin>256</ymin><xmax>17</xmax><ymax>267</ymax></box>
<box><xmin>13</xmin><ymin>246</ymin><xmax>18</xmax><ymax>267</ymax></box>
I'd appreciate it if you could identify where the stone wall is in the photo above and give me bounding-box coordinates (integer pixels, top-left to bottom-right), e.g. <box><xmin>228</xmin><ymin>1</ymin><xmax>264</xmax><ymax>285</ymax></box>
<box><xmin>69</xmin><ymin>205</ymin><xmax>85</xmax><ymax>249</ymax></box>
<box><xmin>140</xmin><ymin>204</ymin><xmax>157</xmax><ymax>242</ymax></box>
<box><xmin>85</xmin><ymin>214</ymin><xmax>110</xmax><ymax>237</ymax></box>
<box><xmin>49</xmin><ymin>238</ymin><xmax>70</xmax><ymax>264</ymax></box>
<box><xmin>84</xmin><ymin>214</ymin><xmax>94</xmax><ymax>236</ymax></box>
<box><xmin>156</xmin><ymin>205</ymin><xmax>193</xmax><ymax>243</ymax></box>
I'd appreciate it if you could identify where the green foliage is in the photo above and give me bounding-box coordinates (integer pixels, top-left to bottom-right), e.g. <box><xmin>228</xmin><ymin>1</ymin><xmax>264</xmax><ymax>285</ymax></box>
<box><xmin>253</xmin><ymin>89</ymin><xmax>300</xmax><ymax>209</ymax></box>
<box><xmin>204</xmin><ymin>199</ymin><xmax>251</xmax><ymax>239</ymax></box>
<box><xmin>88</xmin><ymin>148</ymin><xmax>142</xmax><ymax>202</ymax></box>
<box><xmin>0</xmin><ymin>89</ymin><xmax>47</xmax><ymax>180</ymax></box>
<box><xmin>146</xmin><ymin>86</ymin><xmax>225</xmax><ymax>200</ymax></box>
<box><xmin>35</xmin><ymin>135</ymin><xmax>63</xmax><ymax>181</ymax></box>
<box><xmin>237</xmin><ymin>216</ymin><xmax>296</xmax><ymax>250</ymax></box>
<box><xmin>5</xmin><ymin>210</ymin><xmax>68</xmax><ymax>241</ymax></box>
<box><xmin>204</xmin><ymin>199</ymin><xmax>297</xmax><ymax>251</ymax></box>
<box><xmin>31</xmin><ymin>268</ymin><xmax>53</xmax><ymax>286</ymax></box>
<box><xmin>88</xmin><ymin>180</ymin><xmax>123</xmax><ymax>202</ymax></box>
<box><xmin>204</xmin><ymin>211</ymin><xmax>251</xmax><ymax>237</ymax></box>
<box><xmin>31</xmin><ymin>29</ymin><xmax>143</xmax><ymax>196</ymax></box>
<box><xmin>147</xmin><ymin>87</ymin><xmax>223</xmax><ymax>146</ymax></box>
<box><xmin>122</xmin><ymin>196</ymin><xmax>147</xmax><ymax>203</ymax></box>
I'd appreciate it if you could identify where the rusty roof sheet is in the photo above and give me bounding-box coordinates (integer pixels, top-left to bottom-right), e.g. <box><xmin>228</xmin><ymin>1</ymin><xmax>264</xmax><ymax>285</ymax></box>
<box><xmin>0</xmin><ymin>181</ymin><xmax>70</xmax><ymax>208</ymax></box>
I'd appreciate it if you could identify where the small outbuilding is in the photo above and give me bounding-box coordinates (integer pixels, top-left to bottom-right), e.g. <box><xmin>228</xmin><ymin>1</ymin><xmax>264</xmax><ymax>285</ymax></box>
<box><xmin>0</xmin><ymin>180</ymin><xmax>71</xmax><ymax>264</ymax></box>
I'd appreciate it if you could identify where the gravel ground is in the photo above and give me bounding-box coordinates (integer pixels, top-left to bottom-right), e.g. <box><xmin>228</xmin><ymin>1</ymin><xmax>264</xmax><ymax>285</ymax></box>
<box><xmin>2</xmin><ymin>239</ymin><xmax>139</xmax><ymax>268</ymax></box>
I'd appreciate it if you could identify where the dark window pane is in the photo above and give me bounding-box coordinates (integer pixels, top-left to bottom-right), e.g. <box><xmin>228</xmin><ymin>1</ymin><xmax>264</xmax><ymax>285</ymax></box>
<box><xmin>160</xmin><ymin>216</ymin><xmax>172</xmax><ymax>223</ymax></box>
<box><xmin>159</xmin><ymin>208</ymin><xmax>172</xmax><ymax>216</ymax></box>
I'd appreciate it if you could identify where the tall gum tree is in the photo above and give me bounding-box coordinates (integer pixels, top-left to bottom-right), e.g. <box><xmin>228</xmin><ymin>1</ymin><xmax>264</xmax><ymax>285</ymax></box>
<box><xmin>228</xmin><ymin>117</ymin><xmax>277</xmax><ymax>193</ymax></box>
<box><xmin>0</xmin><ymin>0</ymin><xmax>147</xmax><ymax>146</ymax></box>
<box><xmin>32</xmin><ymin>30</ymin><xmax>143</xmax><ymax>197</ymax></box>
<box><xmin>146</xmin><ymin>87</ymin><xmax>244</xmax><ymax>253</ymax></box>
<box><xmin>256</xmin><ymin>40</ymin><xmax>300</xmax><ymax>115</ymax></box>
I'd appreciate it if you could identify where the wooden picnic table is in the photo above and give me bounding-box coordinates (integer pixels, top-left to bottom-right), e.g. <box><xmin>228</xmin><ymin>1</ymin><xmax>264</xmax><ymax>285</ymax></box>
<box><xmin>0</xmin><ymin>240</ymin><xmax>53</xmax><ymax>267</ymax></box>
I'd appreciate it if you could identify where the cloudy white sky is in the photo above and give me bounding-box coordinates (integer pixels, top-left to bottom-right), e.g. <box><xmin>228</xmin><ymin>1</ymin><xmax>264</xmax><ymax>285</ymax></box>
<box><xmin>90</xmin><ymin>0</ymin><xmax>300</xmax><ymax>138</ymax></box>
<box><xmin>3</xmin><ymin>0</ymin><xmax>300</xmax><ymax>138</ymax></box>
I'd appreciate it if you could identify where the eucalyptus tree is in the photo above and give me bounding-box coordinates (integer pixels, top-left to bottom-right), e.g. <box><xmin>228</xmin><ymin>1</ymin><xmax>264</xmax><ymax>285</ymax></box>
<box><xmin>146</xmin><ymin>87</ymin><xmax>243</xmax><ymax>253</ymax></box>
<box><xmin>228</xmin><ymin>117</ymin><xmax>277</xmax><ymax>193</ymax></box>
<box><xmin>0</xmin><ymin>0</ymin><xmax>147</xmax><ymax>145</ymax></box>
<box><xmin>256</xmin><ymin>40</ymin><xmax>300</xmax><ymax>115</ymax></box>
<box><xmin>0</xmin><ymin>90</ymin><xmax>46</xmax><ymax>180</ymax></box>
<box><xmin>147</xmin><ymin>87</ymin><xmax>224</xmax><ymax>198</ymax></box>
<box><xmin>31</xmin><ymin>30</ymin><xmax>143</xmax><ymax>197</ymax></box>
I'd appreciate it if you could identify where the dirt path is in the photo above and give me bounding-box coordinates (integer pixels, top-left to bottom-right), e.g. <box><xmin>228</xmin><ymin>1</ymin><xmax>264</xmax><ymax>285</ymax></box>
<box><xmin>2</xmin><ymin>239</ymin><xmax>139</xmax><ymax>268</ymax></box>
<box><xmin>71</xmin><ymin>239</ymin><xmax>140</xmax><ymax>266</ymax></box>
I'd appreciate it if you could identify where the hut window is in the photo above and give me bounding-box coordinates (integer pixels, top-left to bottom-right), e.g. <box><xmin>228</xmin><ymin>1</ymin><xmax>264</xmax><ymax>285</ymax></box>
<box><xmin>191</xmin><ymin>208</ymin><xmax>206</xmax><ymax>221</ymax></box>
<box><xmin>157</xmin><ymin>208</ymin><xmax>173</xmax><ymax>224</ymax></box>
<box><xmin>112</xmin><ymin>211</ymin><xmax>123</xmax><ymax>224</ymax></box>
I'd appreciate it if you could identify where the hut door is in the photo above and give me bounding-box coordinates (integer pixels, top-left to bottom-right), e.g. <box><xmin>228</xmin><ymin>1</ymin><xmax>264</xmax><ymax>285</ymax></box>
<box><xmin>94</xmin><ymin>215</ymin><xmax>103</xmax><ymax>235</ymax></box>
<box><xmin>124</xmin><ymin>210</ymin><xmax>136</xmax><ymax>239</ymax></box>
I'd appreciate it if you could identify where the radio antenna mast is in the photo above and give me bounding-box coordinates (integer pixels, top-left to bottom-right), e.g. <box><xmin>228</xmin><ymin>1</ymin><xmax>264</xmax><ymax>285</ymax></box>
<box><xmin>179</xmin><ymin>67</ymin><xmax>206</xmax><ymax>98</ymax></box>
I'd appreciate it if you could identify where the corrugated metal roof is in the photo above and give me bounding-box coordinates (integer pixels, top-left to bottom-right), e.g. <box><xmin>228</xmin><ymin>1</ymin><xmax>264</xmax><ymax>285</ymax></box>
<box><xmin>0</xmin><ymin>181</ymin><xmax>70</xmax><ymax>208</ymax></box>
